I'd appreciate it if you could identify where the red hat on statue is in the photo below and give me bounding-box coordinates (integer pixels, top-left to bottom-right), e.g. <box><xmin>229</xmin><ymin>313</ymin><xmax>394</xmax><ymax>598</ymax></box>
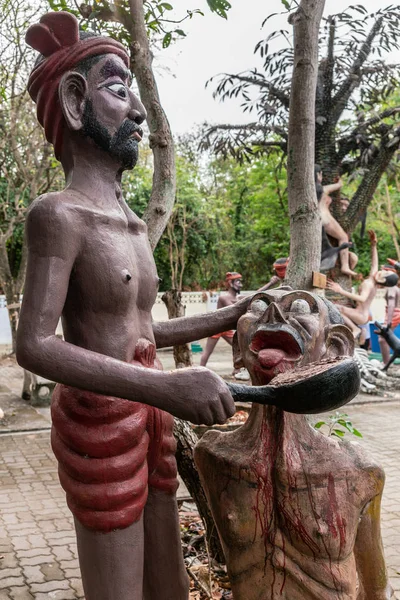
<box><xmin>26</xmin><ymin>12</ymin><xmax>129</xmax><ymax>159</ymax></box>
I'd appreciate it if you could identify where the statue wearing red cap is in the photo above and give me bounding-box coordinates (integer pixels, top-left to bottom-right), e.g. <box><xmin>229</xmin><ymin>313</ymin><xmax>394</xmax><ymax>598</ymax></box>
<box><xmin>17</xmin><ymin>12</ymin><xmax>252</xmax><ymax>599</ymax></box>
<box><xmin>200</xmin><ymin>272</ymin><xmax>250</xmax><ymax>378</ymax></box>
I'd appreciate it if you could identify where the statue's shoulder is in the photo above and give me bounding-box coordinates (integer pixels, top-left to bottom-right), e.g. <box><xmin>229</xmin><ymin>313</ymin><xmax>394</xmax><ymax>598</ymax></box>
<box><xmin>345</xmin><ymin>439</ymin><xmax>385</xmax><ymax>489</ymax></box>
<box><xmin>27</xmin><ymin>190</ymin><xmax>80</xmax><ymax>224</ymax></box>
<box><xmin>26</xmin><ymin>191</ymin><xmax>83</xmax><ymax>249</ymax></box>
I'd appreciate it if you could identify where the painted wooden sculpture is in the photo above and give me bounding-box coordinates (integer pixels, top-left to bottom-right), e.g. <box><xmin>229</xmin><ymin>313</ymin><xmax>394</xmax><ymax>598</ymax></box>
<box><xmin>195</xmin><ymin>288</ymin><xmax>392</xmax><ymax>600</ymax></box>
<box><xmin>19</xmin><ymin>11</ymin><xmax>246</xmax><ymax>600</ymax></box>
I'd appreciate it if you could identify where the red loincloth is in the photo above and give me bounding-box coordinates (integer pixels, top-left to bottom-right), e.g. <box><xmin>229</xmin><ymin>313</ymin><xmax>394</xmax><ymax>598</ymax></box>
<box><xmin>385</xmin><ymin>307</ymin><xmax>400</xmax><ymax>329</ymax></box>
<box><xmin>211</xmin><ymin>330</ymin><xmax>235</xmax><ymax>340</ymax></box>
<box><xmin>51</xmin><ymin>339</ymin><xmax>178</xmax><ymax>532</ymax></box>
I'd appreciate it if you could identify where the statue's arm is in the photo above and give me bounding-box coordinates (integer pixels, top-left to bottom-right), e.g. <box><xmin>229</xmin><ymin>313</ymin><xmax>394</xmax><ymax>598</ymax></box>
<box><xmin>386</xmin><ymin>288</ymin><xmax>396</xmax><ymax>326</ymax></box>
<box><xmin>16</xmin><ymin>197</ymin><xmax>234</xmax><ymax>424</ymax></box>
<box><xmin>354</xmin><ymin>491</ymin><xmax>393</xmax><ymax>599</ymax></box>
<box><xmin>152</xmin><ymin>296</ymin><xmax>250</xmax><ymax>348</ymax></box>
<box><xmin>257</xmin><ymin>275</ymin><xmax>281</xmax><ymax>292</ymax></box>
<box><xmin>368</xmin><ymin>230</ymin><xmax>379</xmax><ymax>277</ymax></box>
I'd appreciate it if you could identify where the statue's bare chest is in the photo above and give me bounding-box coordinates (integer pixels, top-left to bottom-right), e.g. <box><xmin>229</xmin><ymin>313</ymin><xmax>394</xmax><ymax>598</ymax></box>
<box><xmin>68</xmin><ymin>206</ymin><xmax>158</xmax><ymax>314</ymax></box>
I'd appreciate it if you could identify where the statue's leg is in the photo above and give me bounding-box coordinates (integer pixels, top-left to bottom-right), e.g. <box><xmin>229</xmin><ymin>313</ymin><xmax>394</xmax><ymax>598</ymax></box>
<box><xmin>200</xmin><ymin>336</ymin><xmax>219</xmax><ymax>366</ymax></box>
<box><xmin>143</xmin><ymin>407</ymin><xmax>188</xmax><ymax>598</ymax></box>
<box><xmin>143</xmin><ymin>489</ymin><xmax>189</xmax><ymax>600</ymax></box>
<box><xmin>75</xmin><ymin>516</ymin><xmax>144</xmax><ymax>600</ymax></box>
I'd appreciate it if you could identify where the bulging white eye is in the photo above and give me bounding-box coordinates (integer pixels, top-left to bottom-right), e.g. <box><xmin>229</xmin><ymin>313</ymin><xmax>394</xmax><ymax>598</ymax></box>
<box><xmin>290</xmin><ymin>299</ymin><xmax>311</xmax><ymax>314</ymax></box>
<box><xmin>251</xmin><ymin>299</ymin><xmax>269</xmax><ymax>315</ymax></box>
<box><xmin>107</xmin><ymin>83</ymin><xmax>128</xmax><ymax>98</ymax></box>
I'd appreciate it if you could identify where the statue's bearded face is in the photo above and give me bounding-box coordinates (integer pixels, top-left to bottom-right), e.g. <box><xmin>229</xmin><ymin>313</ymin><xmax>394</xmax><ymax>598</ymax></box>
<box><xmin>236</xmin><ymin>289</ymin><xmax>331</xmax><ymax>385</ymax></box>
<box><xmin>81</xmin><ymin>54</ymin><xmax>146</xmax><ymax>169</ymax></box>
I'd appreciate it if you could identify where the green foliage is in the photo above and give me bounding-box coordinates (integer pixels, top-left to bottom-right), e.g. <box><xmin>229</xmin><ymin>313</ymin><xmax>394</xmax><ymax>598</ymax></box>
<box><xmin>47</xmin><ymin>0</ymin><xmax>231</xmax><ymax>47</ymax></box>
<box><xmin>206</xmin><ymin>0</ymin><xmax>231</xmax><ymax>19</ymax></box>
<box><xmin>124</xmin><ymin>140</ymin><xmax>290</xmax><ymax>291</ymax></box>
<box><xmin>314</xmin><ymin>412</ymin><xmax>363</xmax><ymax>439</ymax></box>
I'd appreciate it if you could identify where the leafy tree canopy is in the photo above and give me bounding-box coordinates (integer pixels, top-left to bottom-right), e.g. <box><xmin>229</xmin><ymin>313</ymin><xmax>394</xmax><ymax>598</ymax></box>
<box><xmin>201</xmin><ymin>5</ymin><xmax>400</xmax><ymax>233</ymax></box>
<box><xmin>129</xmin><ymin>140</ymin><xmax>291</xmax><ymax>290</ymax></box>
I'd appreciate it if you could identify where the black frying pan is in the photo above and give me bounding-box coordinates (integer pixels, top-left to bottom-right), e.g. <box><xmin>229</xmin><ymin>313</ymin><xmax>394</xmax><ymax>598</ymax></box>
<box><xmin>227</xmin><ymin>357</ymin><xmax>360</xmax><ymax>414</ymax></box>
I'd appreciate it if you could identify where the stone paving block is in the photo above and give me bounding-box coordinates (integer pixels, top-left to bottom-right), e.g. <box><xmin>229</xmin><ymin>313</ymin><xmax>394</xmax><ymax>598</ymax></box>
<box><xmin>59</xmin><ymin>559</ymin><xmax>79</xmax><ymax>572</ymax></box>
<box><xmin>26</xmin><ymin>534</ymin><xmax>46</xmax><ymax>548</ymax></box>
<box><xmin>0</xmin><ymin>569</ymin><xmax>21</xmax><ymax>582</ymax></box>
<box><xmin>19</xmin><ymin>555</ymin><xmax>53</xmax><ymax>568</ymax></box>
<box><xmin>34</xmin><ymin>591</ymin><xmax>76</xmax><ymax>600</ymax></box>
<box><xmin>22</xmin><ymin>565</ymin><xmax>45</xmax><ymax>585</ymax></box>
<box><xmin>391</xmin><ymin>576</ymin><xmax>400</xmax><ymax>591</ymax></box>
<box><xmin>0</xmin><ymin>577</ymin><xmax>24</xmax><ymax>588</ymax></box>
<box><xmin>16</xmin><ymin>548</ymin><xmax>52</xmax><ymax>560</ymax></box>
<box><xmin>0</xmin><ymin>555</ymin><xmax>18</xmax><ymax>569</ymax></box>
<box><xmin>10</xmin><ymin>539</ymin><xmax>30</xmax><ymax>552</ymax></box>
<box><xmin>52</xmin><ymin>546</ymin><xmax>73</xmax><ymax>562</ymax></box>
<box><xmin>8</xmin><ymin>588</ymin><xmax>34</xmax><ymax>600</ymax></box>
<box><xmin>1</xmin><ymin>517</ymin><xmax>17</xmax><ymax>526</ymax></box>
<box><xmin>45</xmin><ymin>535</ymin><xmax>76</xmax><ymax>547</ymax></box>
<box><xmin>40</xmin><ymin>561</ymin><xmax>64</xmax><ymax>581</ymax></box>
<box><xmin>70</xmin><ymin>577</ymin><xmax>84</xmax><ymax>597</ymax></box>
<box><xmin>63</xmin><ymin>567</ymin><xmax>81</xmax><ymax>579</ymax></box>
<box><xmin>30</xmin><ymin>578</ymin><xmax>71</xmax><ymax>593</ymax></box>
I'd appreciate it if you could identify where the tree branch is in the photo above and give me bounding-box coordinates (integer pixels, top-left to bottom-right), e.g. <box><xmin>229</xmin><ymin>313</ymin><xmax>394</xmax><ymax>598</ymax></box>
<box><xmin>127</xmin><ymin>0</ymin><xmax>176</xmax><ymax>251</ymax></box>
<box><xmin>337</xmin><ymin>107</ymin><xmax>400</xmax><ymax>161</ymax></box>
<box><xmin>214</xmin><ymin>73</ymin><xmax>290</xmax><ymax>108</ymax></box>
<box><xmin>331</xmin><ymin>17</ymin><xmax>383</xmax><ymax>125</ymax></box>
<box><xmin>322</xmin><ymin>16</ymin><xmax>336</xmax><ymax>113</ymax></box>
<box><xmin>343</xmin><ymin>129</ymin><xmax>400</xmax><ymax>232</ymax></box>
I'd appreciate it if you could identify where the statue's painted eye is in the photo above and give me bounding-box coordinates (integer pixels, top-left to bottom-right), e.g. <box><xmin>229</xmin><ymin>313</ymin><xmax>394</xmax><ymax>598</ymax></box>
<box><xmin>107</xmin><ymin>83</ymin><xmax>128</xmax><ymax>98</ymax></box>
<box><xmin>251</xmin><ymin>299</ymin><xmax>269</xmax><ymax>315</ymax></box>
<box><xmin>290</xmin><ymin>299</ymin><xmax>311</xmax><ymax>314</ymax></box>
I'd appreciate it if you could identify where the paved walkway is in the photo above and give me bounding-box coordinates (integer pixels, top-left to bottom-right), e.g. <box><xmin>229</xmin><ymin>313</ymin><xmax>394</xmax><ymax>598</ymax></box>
<box><xmin>0</xmin><ymin>347</ymin><xmax>399</xmax><ymax>598</ymax></box>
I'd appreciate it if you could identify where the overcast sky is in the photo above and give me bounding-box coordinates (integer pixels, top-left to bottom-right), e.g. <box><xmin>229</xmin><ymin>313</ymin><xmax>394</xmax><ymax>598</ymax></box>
<box><xmin>153</xmin><ymin>0</ymin><xmax>398</xmax><ymax>135</ymax></box>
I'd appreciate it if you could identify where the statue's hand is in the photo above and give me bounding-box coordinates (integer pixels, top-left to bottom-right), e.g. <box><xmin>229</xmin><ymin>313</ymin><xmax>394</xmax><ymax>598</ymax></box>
<box><xmin>164</xmin><ymin>367</ymin><xmax>235</xmax><ymax>425</ymax></box>
<box><xmin>326</xmin><ymin>279</ymin><xmax>342</xmax><ymax>294</ymax></box>
<box><xmin>368</xmin><ymin>229</ymin><xmax>377</xmax><ymax>246</ymax></box>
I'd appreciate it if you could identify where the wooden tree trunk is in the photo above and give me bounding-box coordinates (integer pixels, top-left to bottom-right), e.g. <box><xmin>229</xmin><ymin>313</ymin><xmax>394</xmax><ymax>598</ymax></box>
<box><xmin>286</xmin><ymin>0</ymin><xmax>325</xmax><ymax>290</ymax></box>
<box><xmin>3</xmin><ymin>283</ymin><xmax>19</xmax><ymax>354</ymax></box>
<box><xmin>174</xmin><ymin>419</ymin><xmax>225</xmax><ymax>563</ymax></box>
<box><xmin>127</xmin><ymin>0</ymin><xmax>176</xmax><ymax>251</ymax></box>
<box><xmin>161</xmin><ymin>290</ymin><xmax>225</xmax><ymax>562</ymax></box>
<box><xmin>161</xmin><ymin>290</ymin><xmax>192</xmax><ymax>368</ymax></box>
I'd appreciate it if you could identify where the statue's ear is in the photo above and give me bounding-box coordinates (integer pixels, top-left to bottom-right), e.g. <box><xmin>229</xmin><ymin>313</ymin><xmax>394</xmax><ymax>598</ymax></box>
<box><xmin>232</xmin><ymin>332</ymin><xmax>244</xmax><ymax>369</ymax></box>
<box><xmin>59</xmin><ymin>71</ymin><xmax>88</xmax><ymax>131</ymax></box>
<box><xmin>325</xmin><ymin>324</ymin><xmax>355</xmax><ymax>358</ymax></box>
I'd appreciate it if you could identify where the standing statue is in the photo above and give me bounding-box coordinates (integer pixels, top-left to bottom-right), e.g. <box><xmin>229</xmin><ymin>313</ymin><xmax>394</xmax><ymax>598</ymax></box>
<box><xmin>200</xmin><ymin>272</ymin><xmax>243</xmax><ymax>368</ymax></box>
<box><xmin>195</xmin><ymin>288</ymin><xmax>392</xmax><ymax>600</ymax></box>
<box><xmin>18</xmin><ymin>12</ymin><xmax>248</xmax><ymax>600</ymax></box>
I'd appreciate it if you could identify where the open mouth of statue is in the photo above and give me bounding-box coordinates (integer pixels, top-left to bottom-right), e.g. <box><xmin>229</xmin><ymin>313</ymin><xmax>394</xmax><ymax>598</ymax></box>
<box><xmin>249</xmin><ymin>325</ymin><xmax>304</xmax><ymax>375</ymax></box>
<box><xmin>130</xmin><ymin>127</ymin><xmax>143</xmax><ymax>142</ymax></box>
